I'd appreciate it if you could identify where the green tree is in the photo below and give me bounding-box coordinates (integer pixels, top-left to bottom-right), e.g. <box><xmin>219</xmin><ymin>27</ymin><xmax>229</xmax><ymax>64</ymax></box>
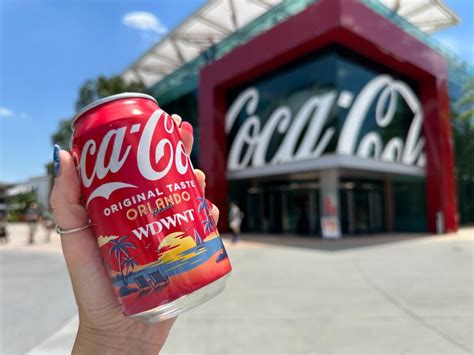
<box><xmin>51</xmin><ymin>75</ymin><xmax>148</xmax><ymax>149</ymax></box>
<box><xmin>75</xmin><ymin>76</ymin><xmax>148</xmax><ymax>112</ymax></box>
<box><xmin>456</xmin><ymin>80</ymin><xmax>474</xmax><ymax>122</ymax></box>
<box><xmin>51</xmin><ymin>119</ymin><xmax>73</xmax><ymax>149</ymax></box>
<box><xmin>453</xmin><ymin>79</ymin><xmax>474</xmax><ymax>223</ymax></box>
<box><xmin>6</xmin><ymin>190</ymin><xmax>37</xmax><ymax>222</ymax></box>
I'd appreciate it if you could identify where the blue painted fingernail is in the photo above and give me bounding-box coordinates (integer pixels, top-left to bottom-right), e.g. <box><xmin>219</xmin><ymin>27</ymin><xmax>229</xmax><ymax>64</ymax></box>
<box><xmin>53</xmin><ymin>144</ymin><xmax>61</xmax><ymax>177</ymax></box>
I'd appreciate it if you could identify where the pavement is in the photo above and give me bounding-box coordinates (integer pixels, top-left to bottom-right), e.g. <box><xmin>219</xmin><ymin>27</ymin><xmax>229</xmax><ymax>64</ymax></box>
<box><xmin>0</xmin><ymin>223</ymin><xmax>473</xmax><ymax>355</ymax></box>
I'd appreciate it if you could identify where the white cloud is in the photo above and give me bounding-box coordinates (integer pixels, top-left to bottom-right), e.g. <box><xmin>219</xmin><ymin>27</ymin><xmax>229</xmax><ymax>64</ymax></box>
<box><xmin>0</xmin><ymin>107</ymin><xmax>30</xmax><ymax>119</ymax></box>
<box><xmin>0</xmin><ymin>107</ymin><xmax>14</xmax><ymax>118</ymax></box>
<box><xmin>122</xmin><ymin>12</ymin><xmax>167</xmax><ymax>34</ymax></box>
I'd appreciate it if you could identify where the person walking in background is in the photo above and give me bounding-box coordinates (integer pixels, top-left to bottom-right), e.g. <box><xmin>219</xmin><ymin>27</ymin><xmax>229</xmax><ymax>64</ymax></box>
<box><xmin>0</xmin><ymin>209</ymin><xmax>8</xmax><ymax>244</ymax></box>
<box><xmin>24</xmin><ymin>201</ymin><xmax>40</xmax><ymax>244</ymax></box>
<box><xmin>229</xmin><ymin>202</ymin><xmax>244</xmax><ymax>243</ymax></box>
<box><xmin>42</xmin><ymin>208</ymin><xmax>55</xmax><ymax>243</ymax></box>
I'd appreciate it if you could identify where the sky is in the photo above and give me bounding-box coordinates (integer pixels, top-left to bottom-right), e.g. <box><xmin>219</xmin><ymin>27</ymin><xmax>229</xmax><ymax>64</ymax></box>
<box><xmin>0</xmin><ymin>0</ymin><xmax>473</xmax><ymax>183</ymax></box>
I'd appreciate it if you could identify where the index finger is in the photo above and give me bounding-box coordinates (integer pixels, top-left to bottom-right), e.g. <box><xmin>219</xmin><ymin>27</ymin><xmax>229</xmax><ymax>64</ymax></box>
<box><xmin>172</xmin><ymin>114</ymin><xmax>194</xmax><ymax>155</ymax></box>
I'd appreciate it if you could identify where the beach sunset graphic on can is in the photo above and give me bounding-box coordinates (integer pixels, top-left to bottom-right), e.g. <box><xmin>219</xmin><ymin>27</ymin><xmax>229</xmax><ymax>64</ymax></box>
<box><xmin>93</xmin><ymin>184</ymin><xmax>231</xmax><ymax>315</ymax></box>
<box><xmin>99</xmin><ymin>230</ymin><xmax>229</xmax><ymax>314</ymax></box>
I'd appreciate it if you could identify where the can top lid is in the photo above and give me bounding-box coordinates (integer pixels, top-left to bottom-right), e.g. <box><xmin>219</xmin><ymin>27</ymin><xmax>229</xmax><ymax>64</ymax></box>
<box><xmin>71</xmin><ymin>92</ymin><xmax>157</xmax><ymax>128</ymax></box>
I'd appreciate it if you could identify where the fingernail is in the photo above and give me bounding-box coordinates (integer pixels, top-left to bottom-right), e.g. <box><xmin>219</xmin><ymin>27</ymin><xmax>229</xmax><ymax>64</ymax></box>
<box><xmin>171</xmin><ymin>114</ymin><xmax>182</xmax><ymax>128</ymax></box>
<box><xmin>53</xmin><ymin>144</ymin><xmax>61</xmax><ymax>177</ymax></box>
<box><xmin>180</xmin><ymin>121</ymin><xmax>193</xmax><ymax>135</ymax></box>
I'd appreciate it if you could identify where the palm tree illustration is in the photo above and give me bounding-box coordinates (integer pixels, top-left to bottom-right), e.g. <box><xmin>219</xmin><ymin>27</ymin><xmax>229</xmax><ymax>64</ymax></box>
<box><xmin>109</xmin><ymin>236</ymin><xmax>136</xmax><ymax>287</ymax></box>
<box><xmin>194</xmin><ymin>228</ymin><xmax>204</xmax><ymax>245</ymax></box>
<box><xmin>197</xmin><ymin>196</ymin><xmax>210</xmax><ymax>213</ymax></box>
<box><xmin>202</xmin><ymin>218</ymin><xmax>214</xmax><ymax>234</ymax></box>
<box><xmin>121</xmin><ymin>255</ymin><xmax>139</xmax><ymax>286</ymax></box>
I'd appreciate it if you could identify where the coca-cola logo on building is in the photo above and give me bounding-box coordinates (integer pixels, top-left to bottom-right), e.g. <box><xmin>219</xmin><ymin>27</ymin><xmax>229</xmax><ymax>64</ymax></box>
<box><xmin>225</xmin><ymin>74</ymin><xmax>425</xmax><ymax>173</ymax></box>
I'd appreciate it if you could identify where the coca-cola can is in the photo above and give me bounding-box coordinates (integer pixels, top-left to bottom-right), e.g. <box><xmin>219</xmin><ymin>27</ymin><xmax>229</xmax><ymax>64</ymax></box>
<box><xmin>70</xmin><ymin>93</ymin><xmax>232</xmax><ymax>322</ymax></box>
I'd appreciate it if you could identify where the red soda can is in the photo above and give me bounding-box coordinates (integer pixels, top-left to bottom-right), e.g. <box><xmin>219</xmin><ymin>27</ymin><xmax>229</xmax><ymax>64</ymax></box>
<box><xmin>70</xmin><ymin>93</ymin><xmax>231</xmax><ymax>322</ymax></box>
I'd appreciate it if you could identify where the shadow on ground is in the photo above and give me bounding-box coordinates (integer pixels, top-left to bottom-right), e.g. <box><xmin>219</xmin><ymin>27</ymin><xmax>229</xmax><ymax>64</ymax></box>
<box><xmin>222</xmin><ymin>232</ymin><xmax>432</xmax><ymax>252</ymax></box>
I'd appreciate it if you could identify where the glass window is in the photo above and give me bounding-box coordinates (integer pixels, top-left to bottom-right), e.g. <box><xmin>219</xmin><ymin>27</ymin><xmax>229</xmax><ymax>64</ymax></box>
<box><xmin>160</xmin><ymin>91</ymin><xmax>199</xmax><ymax>166</ymax></box>
<box><xmin>393</xmin><ymin>177</ymin><xmax>426</xmax><ymax>232</ymax></box>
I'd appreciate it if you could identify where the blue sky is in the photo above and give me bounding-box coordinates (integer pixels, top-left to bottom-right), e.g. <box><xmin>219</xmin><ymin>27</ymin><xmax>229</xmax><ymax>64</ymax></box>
<box><xmin>0</xmin><ymin>0</ymin><xmax>473</xmax><ymax>183</ymax></box>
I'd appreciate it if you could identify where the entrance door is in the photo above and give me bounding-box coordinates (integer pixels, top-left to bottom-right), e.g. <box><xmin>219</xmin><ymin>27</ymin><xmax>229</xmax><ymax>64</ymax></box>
<box><xmin>262</xmin><ymin>188</ymin><xmax>283</xmax><ymax>233</ymax></box>
<box><xmin>368</xmin><ymin>189</ymin><xmax>384</xmax><ymax>232</ymax></box>
<box><xmin>245</xmin><ymin>183</ymin><xmax>319</xmax><ymax>235</ymax></box>
<box><xmin>246</xmin><ymin>189</ymin><xmax>263</xmax><ymax>232</ymax></box>
<box><xmin>282</xmin><ymin>187</ymin><xmax>318</xmax><ymax>235</ymax></box>
<box><xmin>341</xmin><ymin>181</ymin><xmax>385</xmax><ymax>234</ymax></box>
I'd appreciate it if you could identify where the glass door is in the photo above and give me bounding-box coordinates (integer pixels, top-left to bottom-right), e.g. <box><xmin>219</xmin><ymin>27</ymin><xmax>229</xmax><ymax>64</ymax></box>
<box><xmin>268</xmin><ymin>189</ymin><xmax>283</xmax><ymax>233</ymax></box>
<box><xmin>246</xmin><ymin>189</ymin><xmax>263</xmax><ymax>232</ymax></box>
<box><xmin>340</xmin><ymin>181</ymin><xmax>385</xmax><ymax>235</ymax></box>
<box><xmin>282</xmin><ymin>187</ymin><xmax>319</xmax><ymax>235</ymax></box>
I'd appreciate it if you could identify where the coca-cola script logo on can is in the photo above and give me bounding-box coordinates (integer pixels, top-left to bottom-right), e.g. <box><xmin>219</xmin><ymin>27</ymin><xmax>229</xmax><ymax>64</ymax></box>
<box><xmin>70</xmin><ymin>93</ymin><xmax>231</xmax><ymax>322</ymax></box>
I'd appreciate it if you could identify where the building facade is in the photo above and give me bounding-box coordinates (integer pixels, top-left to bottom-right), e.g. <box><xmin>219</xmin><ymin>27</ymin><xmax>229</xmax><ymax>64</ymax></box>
<box><xmin>124</xmin><ymin>0</ymin><xmax>473</xmax><ymax>237</ymax></box>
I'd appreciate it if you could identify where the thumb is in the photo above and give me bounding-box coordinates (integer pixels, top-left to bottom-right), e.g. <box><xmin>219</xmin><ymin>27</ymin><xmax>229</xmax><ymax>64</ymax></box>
<box><xmin>50</xmin><ymin>147</ymin><xmax>90</xmax><ymax>229</ymax></box>
<box><xmin>50</xmin><ymin>146</ymin><xmax>116</xmax><ymax>307</ymax></box>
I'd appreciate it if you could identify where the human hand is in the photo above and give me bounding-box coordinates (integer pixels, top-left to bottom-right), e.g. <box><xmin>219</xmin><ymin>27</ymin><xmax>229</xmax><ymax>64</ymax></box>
<box><xmin>50</xmin><ymin>115</ymin><xmax>219</xmax><ymax>355</ymax></box>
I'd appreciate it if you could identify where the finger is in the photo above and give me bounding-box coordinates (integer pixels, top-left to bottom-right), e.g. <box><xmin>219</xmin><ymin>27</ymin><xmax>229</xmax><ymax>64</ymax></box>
<box><xmin>178</xmin><ymin>121</ymin><xmax>194</xmax><ymax>155</ymax></box>
<box><xmin>194</xmin><ymin>169</ymin><xmax>206</xmax><ymax>194</ymax></box>
<box><xmin>210</xmin><ymin>203</ymin><xmax>220</xmax><ymax>225</ymax></box>
<box><xmin>50</xmin><ymin>150</ymin><xmax>82</xmax><ymax>205</ymax></box>
<box><xmin>170</xmin><ymin>113</ymin><xmax>192</xmax><ymax>154</ymax></box>
<box><xmin>50</xmin><ymin>149</ymin><xmax>89</xmax><ymax>229</ymax></box>
<box><xmin>171</xmin><ymin>114</ymin><xmax>182</xmax><ymax>127</ymax></box>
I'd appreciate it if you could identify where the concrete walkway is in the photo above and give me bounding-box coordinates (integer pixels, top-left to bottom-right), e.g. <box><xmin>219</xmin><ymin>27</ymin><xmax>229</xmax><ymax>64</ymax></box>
<box><xmin>161</xmin><ymin>230</ymin><xmax>474</xmax><ymax>354</ymax></box>
<box><xmin>2</xmin><ymin>224</ymin><xmax>473</xmax><ymax>354</ymax></box>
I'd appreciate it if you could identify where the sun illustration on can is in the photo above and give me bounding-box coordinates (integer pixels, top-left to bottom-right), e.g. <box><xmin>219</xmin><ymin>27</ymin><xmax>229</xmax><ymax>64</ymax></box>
<box><xmin>157</xmin><ymin>232</ymin><xmax>196</xmax><ymax>263</ymax></box>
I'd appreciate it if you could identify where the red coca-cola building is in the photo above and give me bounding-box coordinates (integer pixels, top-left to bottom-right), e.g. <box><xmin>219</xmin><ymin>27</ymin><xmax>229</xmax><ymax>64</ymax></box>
<box><xmin>124</xmin><ymin>0</ymin><xmax>473</xmax><ymax>237</ymax></box>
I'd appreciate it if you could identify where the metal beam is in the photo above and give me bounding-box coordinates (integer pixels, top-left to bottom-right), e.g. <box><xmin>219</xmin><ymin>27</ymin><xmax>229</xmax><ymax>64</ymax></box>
<box><xmin>132</xmin><ymin>69</ymin><xmax>148</xmax><ymax>87</ymax></box>
<box><xmin>176</xmin><ymin>33</ymin><xmax>225</xmax><ymax>44</ymax></box>
<box><xmin>170</xmin><ymin>38</ymin><xmax>186</xmax><ymax>64</ymax></box>
<box><xmin>149</xmin><ymin>52</ymin><xmax>181</xmax><ymax>67</ymax></box>
<box><xmin>138</xmin><ymin>66</ymin><xmax>174</xmax><ymax>75</ymax></box>
<box><xmin>391</xmin><ymin>0</ymin><xmax>401</xmax><ymax>13</ymax></box>
<box><xmin>229</xmin><ymin>0</ymin><xmax>238</xmax><ymax>30</ymax></box>
<box><xmin>411</xmin><ymin>19</ymin><xmax>452</xmax><ymax>26</ymax></box>
<box><xmin>399</xmin><ymin>2</ymin><xmax>432</xmax><ymax>18</ymax></box>
<box><xmin>413</xmin><ymin>20</ymin><xmax>454</xmax><ymax>33</ymax></box>
<box><xmin>196</xmin><ymin>15</ymin><xmax>232</xmax><ymax>34</ymax></box>
<box><xmin>248</xmin><ymin>0</ymin><xmax>273</xmax><ymax>10</ymax></box>
<box><xmin>174</xmin><ymin>36</ymin><xmax>208</xmax><ymax>50</ymax></box>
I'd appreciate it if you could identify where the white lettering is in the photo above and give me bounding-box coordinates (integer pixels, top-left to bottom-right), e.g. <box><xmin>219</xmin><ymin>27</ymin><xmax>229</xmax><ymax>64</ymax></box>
<box><xmin>137</xmin><ymin>110</ymin><xmax>174</xmax><ymax>180</ymax></box>
<box><xmin>78</xmin><ymin>108</ymin><xmax>192</xmax><ymax>205</ymax></box>
<box><xmin>132</xmin><ymin>225</ymin><xmax>152</xmax><ymax>240</ymax></box>
<box><xmin>226</xmin><ymin>74</ymin><xmax>425</xmax><ymax>173</ymax></box>
<box><xmin>131</xmin><ymin>209</ymin><xmax>195</xmax><ymax>240</ymax></box>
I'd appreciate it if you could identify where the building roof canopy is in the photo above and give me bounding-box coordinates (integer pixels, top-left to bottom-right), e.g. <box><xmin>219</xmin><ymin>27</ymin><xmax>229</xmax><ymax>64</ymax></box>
<box><xmin>123</xmin><ymin>0</ymin><xmax>459</xmax><ymax>88</ymax></box>
<box><xmin>381</xmin><ymin>0</ymin><xmax>459</xmax><ymax>32</ymax></box>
